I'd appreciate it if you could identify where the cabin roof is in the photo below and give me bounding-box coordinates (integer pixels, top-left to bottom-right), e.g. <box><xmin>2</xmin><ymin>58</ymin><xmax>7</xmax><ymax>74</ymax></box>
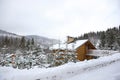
<box><xmin>70</xmin><ymin>39</ymin><xmax>88</xmax><ymax>49</ymax></box>
<box><xmin>51</xmin><ymin>39</ymin><xmax>89</xmax><ymax>50</ymax></box>
<box><xmin>51</xmin><ymin>43</ymin><xmax>73</xmax><ymax>50</ymax></box>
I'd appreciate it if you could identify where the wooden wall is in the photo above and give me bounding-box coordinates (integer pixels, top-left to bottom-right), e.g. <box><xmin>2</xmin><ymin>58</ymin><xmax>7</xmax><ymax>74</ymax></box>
<box><xmin>76</xmin><ymin>44</ymin><xmax>86</xmax><ymax>61</ymax></box>
<box><xmin>76</xmin><ymin>41</ymin><xmax>96</xmax><ymax>61</ymax></box>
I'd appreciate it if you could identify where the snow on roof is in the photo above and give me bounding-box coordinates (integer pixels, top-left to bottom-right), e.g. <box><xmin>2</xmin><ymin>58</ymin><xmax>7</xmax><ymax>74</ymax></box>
<box><xmin>51</xmin><ymin>43</ymin><xmax>73</xmax><ymax>50</ymax></box>
<box><xmin>50</xmin><ymin>44</ymin><xmax>60</xmax><ymax>50</ymax></box>
<box><xmin>51</xmin><ymin>39</ymin><xmax>88</xmax><ymax>50</ymax></box>
<box><xmin>71</xmin><ymin>39</ymin><xmax>88</xmax><ymax>49</ymax></box>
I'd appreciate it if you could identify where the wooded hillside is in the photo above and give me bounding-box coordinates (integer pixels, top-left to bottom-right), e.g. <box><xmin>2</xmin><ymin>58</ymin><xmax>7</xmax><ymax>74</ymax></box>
<box><xmin>77</xmin><ymin>25</ymin><xmax>120</xmax><ymax>50</ymax></box>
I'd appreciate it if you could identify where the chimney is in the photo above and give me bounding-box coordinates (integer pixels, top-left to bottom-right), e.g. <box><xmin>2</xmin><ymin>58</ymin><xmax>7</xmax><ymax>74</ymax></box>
<box><xmin>66</xmin><ymin>36</ymin><xmax>75</xmax><ymax>44</ymax></box>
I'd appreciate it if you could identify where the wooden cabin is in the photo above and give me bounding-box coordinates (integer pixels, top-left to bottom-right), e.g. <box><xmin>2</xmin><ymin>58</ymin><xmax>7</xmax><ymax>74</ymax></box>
<box><xmin>66</xmin><ymin>36</ymin><xmax>96</xmax><ymax>61</ymax></box>
<box><xmin>51</xmin><ymin>36</ymin><xmax>96</xmax><ymax>61</ymax></box>
<box><xmin>72</xmin><ymin>40</ymin><xmax>96</xmax><ymax>61</ymax></box>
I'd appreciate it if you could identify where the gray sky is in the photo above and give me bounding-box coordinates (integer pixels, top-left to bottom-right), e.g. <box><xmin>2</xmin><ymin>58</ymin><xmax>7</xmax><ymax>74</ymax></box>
<box><xmin>0</xmin><ymin>0</ymin><xmax>120</xmax><ymax>39</ymax></box>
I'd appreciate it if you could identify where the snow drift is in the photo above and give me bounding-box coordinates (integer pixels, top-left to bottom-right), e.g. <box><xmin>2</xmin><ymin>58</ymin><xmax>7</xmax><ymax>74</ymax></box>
<box><xmin>0</xmin><ymin>53</ymin><xmax>120</xmax><ymax>80</ymax></box>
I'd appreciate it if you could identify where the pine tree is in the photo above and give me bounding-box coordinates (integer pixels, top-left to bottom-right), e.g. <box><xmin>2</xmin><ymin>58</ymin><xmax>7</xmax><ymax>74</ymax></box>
<box><xmin>31</xmin><ymin>38</ymin><xmax>34</xmax><ymax>45</ymax></box>
<box><xmin>0</xmin><ymin>36</ymin><xmax>4</xmax><ymax>47</ymax></box>
<box><xmin>20</xmin><ymin>36</ymin><xmax>26</xmax><ymax>49</ymax></box>
<box><xmin>29</xmin><ymin>38</ymin><xmax>35</xmax><ymax>50</ymax></box>
<box><xmin>4</xmin><ymin>36</ymin><xmax>9</xmax><ymax>47</ymax></box>
<box><xmin>14</xmin><ymin>38</ymin><xmax>19</xmax><ymax>49</ymax></box>
<box><xmin>26</xmin><ymin>40</ymin><xmax>30</xmax><ymax>50</ymax></box>
<box><xmin>100</xmin><ymin>31</ymin><xmax>106</xmax><ymax>49</ymax></box>
<box><xmin>106</xmin><ymin>29</ymin><xmax>115</xmax><ymax>49</ymax></box>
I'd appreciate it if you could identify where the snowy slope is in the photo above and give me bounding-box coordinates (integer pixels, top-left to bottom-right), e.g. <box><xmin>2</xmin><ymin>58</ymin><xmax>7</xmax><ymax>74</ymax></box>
<box><xmin>65</xmin><ymin>61</ymin><xmax>120</xmax><ymax>80</ymax></box>
<box><xmin>0</xmin><ymin>53</ymin><xmax>120</xmax><ymax>80</ymax></box>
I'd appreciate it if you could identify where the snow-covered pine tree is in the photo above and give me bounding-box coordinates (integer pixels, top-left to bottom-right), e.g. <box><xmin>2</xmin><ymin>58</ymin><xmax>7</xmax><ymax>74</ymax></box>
<box><xmin>100</xmin><ymin>31</ymin><xmax>106</xmax><ymax>49</ymax></box>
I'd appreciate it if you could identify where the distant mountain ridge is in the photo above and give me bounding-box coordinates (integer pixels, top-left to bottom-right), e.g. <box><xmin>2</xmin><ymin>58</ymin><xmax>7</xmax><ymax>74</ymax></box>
<box><xmin>0</xmin><ymin>29</ymin><xmax>59</xmax><ymax>47</ymax></box>
<box><xmin>26</xmin><ymin>35</ymin><xmax>59</xmax><ymax>47</ymax></box>
<box><xmin>0</xmin><ymin>29</ymin><xmax>21</xmax><ymax>38</ymax></box>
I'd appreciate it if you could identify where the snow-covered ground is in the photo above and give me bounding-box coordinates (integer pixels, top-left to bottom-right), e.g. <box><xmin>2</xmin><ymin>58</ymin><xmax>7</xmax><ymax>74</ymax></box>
<box><xmin>0</xmin><ymin>53</ymin><xmax>120</xmax><ymax>80</ymax></box>
<box><xmin>65</xmin><ymin>59</ymin><xmax>120</xmax><ymax>80</ymax></box>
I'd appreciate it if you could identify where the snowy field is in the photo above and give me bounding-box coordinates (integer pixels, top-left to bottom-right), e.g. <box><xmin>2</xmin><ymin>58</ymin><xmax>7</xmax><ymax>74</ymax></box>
<box><xmin>0</xmin><ymin>53</ymin><xmax>120</xmax><ymax>80</ymax></box>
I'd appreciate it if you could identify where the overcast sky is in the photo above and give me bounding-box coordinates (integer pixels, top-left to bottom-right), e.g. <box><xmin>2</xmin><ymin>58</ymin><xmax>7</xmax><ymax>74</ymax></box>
<box><xmin>0</xmin><ymin>0</ymin><xmax>120</xmax><ymax>39</ymax></box>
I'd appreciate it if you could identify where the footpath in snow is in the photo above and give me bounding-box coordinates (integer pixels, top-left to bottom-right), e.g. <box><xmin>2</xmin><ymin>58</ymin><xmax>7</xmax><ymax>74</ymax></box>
<box><xmin>0</xmin><ymin>53</ymin><xmax>120</xmax><ymax>80</ymax></box>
